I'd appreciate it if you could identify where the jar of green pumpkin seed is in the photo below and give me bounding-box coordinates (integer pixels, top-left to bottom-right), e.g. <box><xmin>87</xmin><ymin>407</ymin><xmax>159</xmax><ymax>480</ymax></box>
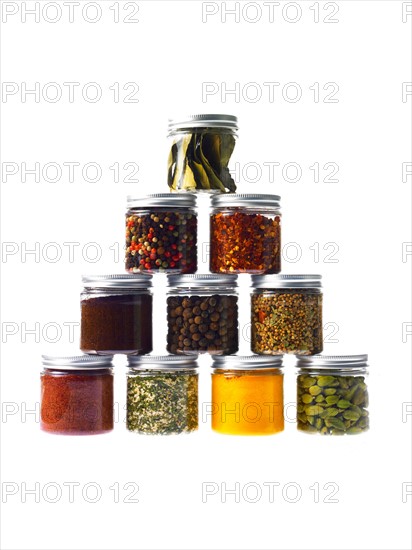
<box><xmin>296</xmin><ymin>355</ymin><xmax>369</xmax><ymax>435</ymax></box>
<box><xmin>126</xmin><ymin>355</ymin><xmax>199</xmax><ymax>435</ymax></box>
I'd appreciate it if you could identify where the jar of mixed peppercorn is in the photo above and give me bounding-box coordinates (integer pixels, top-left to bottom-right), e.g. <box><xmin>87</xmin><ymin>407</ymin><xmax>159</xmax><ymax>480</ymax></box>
<box><xmin>251</xmin><ymin>275</ymin><xmax>323</xmax><ymax>356</ymax></box>
<box><xmin>167</xmin><ymin>114</ymin><xmax>238</xmax><ymax>193</ymax></box>
<box><xmin>296</xmin><ymin>355</ymin><xmax>369</xmax><ymax>435</ymax></box>
<box><xmin>166</xmin><ymin>274</ymin><xmax>238</xmax><ymax>355</ymax></box>
<box><xmin>40</xmin><ymin>354</ymin><xmax>114</xmax><ymax>435</ymax></box>
<box><xmin>126</xmin><ymin>194</ymin><xmax>197</xmax><ymax>273</ymax></box>
<box><xmin>80</xmin><ymin>274</ymin><xmax>153</xmax><ymax>355</ymax></box>
<box><xmin>126</xmin><ymin>355</ymin><xmax>199</xmax><ymax>435</ymax></box>
<box><xmin>210</xmin><ymin>194</ymin><xmax>281</xmax><ymax>274</ymax></box>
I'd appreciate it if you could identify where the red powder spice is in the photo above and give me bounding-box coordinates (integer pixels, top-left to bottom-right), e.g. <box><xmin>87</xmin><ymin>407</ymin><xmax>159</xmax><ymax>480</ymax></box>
<box><xmin>210</xmin><ymin>211</ymin><xmax>281</xmax><ymax>274</ymax></box>
<box><xmin>41</xmin><ymin>370</ymin><xmax>113</xmax><ymax>435</ymax></box>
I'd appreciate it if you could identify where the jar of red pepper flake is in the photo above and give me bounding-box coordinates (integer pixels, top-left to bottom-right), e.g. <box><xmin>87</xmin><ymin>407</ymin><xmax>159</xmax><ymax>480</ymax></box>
<box><xmin>210</xmin><ymin>194</ymin><xmax>281</xmax><ymax>274</ymax></box>
<box><xmin>40</xmin><ymin>354</ymin><xmax>114</xmax><ymax>435</ymax></box>
<box><xmin>126</xmin><ymin>194</ymin><xmax>197</xmax><ymax>273</ymax></box>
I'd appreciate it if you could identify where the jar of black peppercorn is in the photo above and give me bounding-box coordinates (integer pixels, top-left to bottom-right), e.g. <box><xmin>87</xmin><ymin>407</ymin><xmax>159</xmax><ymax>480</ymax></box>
<box><xmin>167</xmin><ymin>114</ymin><xmax>238</xmax><ymax>193</ymax></box>
<box><xmin>126</xmin><ymin>194</ymin><xmax>197</xmax><ymax>273</ymax></box>
<box><xmin>41</xmin><ymin>354</ymin><xmax>114</xmax><ymax>435</ymax></box>
<box><xmin>167</xmin><ymin>274</ymin><xmax>239</xmax><ymax>355</ymax></box>
<box><xmin>251</xmin><ymin>275</ymin><xmax>323</xmax><ymax>356</ymax></box>
<box><xmin>80</xmin><ymin>274</ymin><xmax>153</xmax><ymax>355</ymax></box>
<box><xmin>210</xmin><ymin>194</ymin><xmax>281</xmax><ymax>274</ymax></box>
<box><xmin>296</xmin><ymin>355</ymin><xmax>369</xmax><ymax>435</ymax></box>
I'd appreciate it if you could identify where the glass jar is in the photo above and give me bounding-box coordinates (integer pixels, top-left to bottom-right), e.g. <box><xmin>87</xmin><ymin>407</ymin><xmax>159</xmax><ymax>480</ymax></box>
<box><xmin>126</xmin><ymin>355</ymin><xmax>199</xmax><ymax>435</ymax></box>
<box><xmin>40</xmin><ymin>355</ymin><xmax>114</xmax><ymax>435</ymax></box>
<box><xmin>251</xmin><ymin>275</ymin><xmax>323</xmax><ymax>356</ymax></box>
<box><xmin>126</xmin><ymin>194</ymin><xmax>197</xmax><ymax>273</ymax></box>
<box><xmin>296</xmin><ymin>355</ymin><xmax>369</xmax><ymax>435</ymax></box>
<box><xmin>167</xmin><ymin>274</ymin><xmax>238</xmax><ymax>355</ymax></box>
<box><xmin>167</xmin><ymin>114</ymin><xmax>238</xmax><ymax>193</ymax></box>
<box><xmin>210</xmin><ymin>194</ymin><xmax>281</xmax><ymax>274</ymax></box>
<box><xmin>211</xmin><ymin>355</ymin><xmax>284</xmax><ymax>436</ymax></box>
<box><xmin>80</xmin><ymin>274</ymin><xmax>153</xmax><ymax>355</ymax></box>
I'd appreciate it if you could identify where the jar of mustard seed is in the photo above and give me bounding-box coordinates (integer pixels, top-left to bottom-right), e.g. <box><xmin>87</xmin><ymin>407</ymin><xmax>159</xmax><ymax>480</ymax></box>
<box><xmin>167</xmin><ymin>274</ymin><xmax>238</xmax><ymax>355</ymax></box>
<box><xmin>126</xmin><ymin>194</ymin><xmax>197</xmax><ymax>273</ymax></box>
<box><xmin>210</xmin><ymin>194</ymin><xmax>281</xmax><ymax>274</ymax></box>
<box><xmin>211</xmin><ymin>355</ymin><xmax>284</xmax><ymax>436</ymax></box>
<box><xmin>80</xmin><ymin>274</ymin><xmax>153</xmax><ymax>355</ymax></box>
<box><xmin>40</xmin><ymin>354</ymin><xmax>114</xmax><ymax>435</ymax></box>
<box><xmin>167</xmin><ymin>114</ymin><xmax>238</xmax><ymax>193</ymax></box>
<box><xmin>296</xmin><ymin>355</ymin><xmax>369</xmax><ymax>435</ymax></box>
<box><xmin>251</xmin><ymin>275</ymin><xmax>323</xmax><ymax>356</ymax></box>
<box><xmin>127</xmin><ymin>355</ymin><xmax>199</xmax><ymax>435</ymax></box>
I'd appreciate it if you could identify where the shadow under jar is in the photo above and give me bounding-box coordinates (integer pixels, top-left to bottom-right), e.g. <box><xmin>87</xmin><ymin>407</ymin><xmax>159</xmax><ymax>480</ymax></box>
<box><xmin>211</xmin><ymin>355</ymin><xmax>284</xmax><ymax>436</ymax></box>
<box><xmin>296</xmin><ymin>355</ymin><xmax>369</xmax><ymax>435</ymax></box>
<box><xmin>126</xmin><ymin>355</ymin><xmax>199</xmax><ymax>435</ymax></box>
<box><xmin>166</xmin><ymin>274</ymin><xmax>238</xmax><ymax>355</ymax></box>
<box><xmin>126</xmin><ymin>194</ymin><xmax>197</xmax><ymax>273</ymax></box>
<box><xmin>210</xmin><ymin>194</ymin><xmax>281</xmax><ymax>274</ymax></box>
<box><xmin>251</xmin><ymin>275</ymin><xmax>323</xmax><ymax>356</ymax></box>
<box><xmin>167</xmin><ymin>114</ymin><xmax>238</xmax><ymax>193</ymax></box>
<box><xmin>80</xmin><ymin>274</ymin><xmax>153</xmax><ymax>355</ymax></box>
<box><xmin>40</xmin><ymin>354</ymin><xmax>114</xmax><ymax>435</ymax></box>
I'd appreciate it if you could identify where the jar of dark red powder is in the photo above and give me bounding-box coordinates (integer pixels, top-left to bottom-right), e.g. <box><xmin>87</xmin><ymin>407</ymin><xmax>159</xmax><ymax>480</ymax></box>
<box><xmin>80</xmin><ymin>274</ymin><xmax>153</xmax><ymax>355</ymax></box>
<box><xmin>210</xmin><ymin>194</ymin><xmax>281</xmax><ymax>274</ymax></box>
<box><xmin>126</xmin><ymin>194</ymin><xmax>197</xmax><ymax>273</ymax></box>
<box><xmin>40</xmin><ymin>354</ymin><xmax>114</xmax><ymax>435</ymax></box>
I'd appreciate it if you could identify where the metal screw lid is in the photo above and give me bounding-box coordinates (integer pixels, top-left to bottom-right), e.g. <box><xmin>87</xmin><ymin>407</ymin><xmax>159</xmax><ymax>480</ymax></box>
<box><xmin>211</xmin><ymin>193</ymin><xmax>281</xmax><ymax>209</ymax></box>
<box><xmin>251</xmin><ymin>274</ymin><xmax>322</xmax><ymax>289</ymax></box>
<box><xmin>168</xmin><ymin>114</ymin><xmax>238</xmax><ymax>134</ymax></box>
<box><xmin>127</xmin><ymin>193</ymin><xmax>197</xmax><ymax>209</ymax></box>
<box><xmin>82</xmin><ymin>274</ymin><xmax>153</xmax><ymax>289</ymax></box>
<box><xmin>296</xmin><ymin>355</ymin><xmax>368</xmax><ymax>370</ymax></box>
<box><xmin>167</xmin><ymin>273</ymin><xmax>238</xmax><ymax>288</ymax></box>
<box><xmin>42</xmin><ymin>354</ymin><xmax>113</xmax><ymax>370</ymax></box>
<box><xmin>212</xmin><ymin>355</ymin><xmax>283</xmax><ymax>370</ymax></box>
<box><xmin>128</xmin><ymin>354</ymin><xmax>198</xmax><ymax>370</ymax></box>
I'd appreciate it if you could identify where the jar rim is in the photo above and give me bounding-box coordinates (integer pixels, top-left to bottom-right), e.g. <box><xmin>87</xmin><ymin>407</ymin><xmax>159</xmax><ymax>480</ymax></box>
<box><xmin>127</xmin><ymin>193</ymin><xmax>197</xmax><ymax>209</ymax></box>
<box><xmin>211</xmin><ymin>193</ymin><xmax>281</xmax><ymax>209</ymax></box>
<box><xmin>127</xmin><ymin>354</ymin><xmax>198</xmax><ymax>370</ymax></box>
<box><xmin>296</xmin><ymin>354</ymin><xmax>368</xmax><ymax>369</ymax></box>
<box><xmin>251</xmin><ymin>274</ymin><xmax>322</xmax><ymax>289</ymax></box>
<box><xmin>168</xmin><ymin>114</ymin><xmax>238</xmax><ymax>133</ymax></box>
<box><xmin>168</xmin><ymin>274</ymin><xmax>238</xmax><ymax>289</ymax></box>
<box><xmin>212</xmin><ymin>355</ymin><xmax>283</xmax><ymax>370</ymax></box>
<box><xmin>82</xmin><ymin>274</ymin><xmax>153</xmax><ymax>289</ymax></box>
<box><xmin>42</xmin><ymin>354</ymin><xmax>113</xmax><ymax>369</ymax></box>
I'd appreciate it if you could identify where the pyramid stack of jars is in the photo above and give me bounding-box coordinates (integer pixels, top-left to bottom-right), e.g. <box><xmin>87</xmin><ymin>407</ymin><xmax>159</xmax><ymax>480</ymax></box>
<box><xmin>40</xmin><ymin>115</ymin><xmax>369</xmax><ymax>437</ymax></box>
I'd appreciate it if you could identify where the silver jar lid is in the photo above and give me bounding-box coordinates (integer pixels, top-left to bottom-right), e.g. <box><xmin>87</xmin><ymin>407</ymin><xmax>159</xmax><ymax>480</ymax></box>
<box><xmin>82</xmin><ymin>274</ymin><xmax>152</xmax><ymax>289</ymax></box>
<box><xmin>168</xmin><ymin>114</ymin><xmax>238</xmax><ymax>133</ymax></box>
<box><xmin>128</xmin><ymin>355</ymin><xmax>198</xmax><ymax>370</ymax></box>
<box><xmin>296</xmin><ymin>355</ymin><xmax>368</xmax><ymax>370</ymax></box>
<box><xmin>42</xmin><ymin>354</ymin><xmax>113</xmax><ymax>370</ymax></box>
<box><xmin>211</xmin><ymin>193</ymin><xmax>281</xmax><ymax>209</ymax></box>
<box><xmin>127</xmin><ymin>193</ymin><xmax>197</xmax><ymax>209</ymax></box>
<box><xmin>168</xmin><ymin>274</ymin><xmax>238</xmax><ymax>289</ymax></box>
<box><xmin>251</xmin><ymin>274</ymin><xmax>322</xmax><ymax>289</ymax></box>
<box><xmin>212</xmin><ymin>355</ymin><xmax>283</xmax><ymax>370</ymax></box>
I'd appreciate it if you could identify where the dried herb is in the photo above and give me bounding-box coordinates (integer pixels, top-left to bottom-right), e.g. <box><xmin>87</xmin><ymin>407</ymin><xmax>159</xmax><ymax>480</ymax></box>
<box><xmin>211</xmin><ymin>211</ymin><xmax>281</xmax><ymax>273</ymax></box>
<box><xmin>167</xmin><ymin>295</ymin><xmax>238</xmax><ymax>354</ymax></box>
<box><xmin>127</xmin><ymin>371</ymin><xmax>198</xmax><ymax>434</ymax></box>
<box><xmin>81</xmin><ymin>293</ymin><xmax>153</xmax><ymax>355</ymax></box>
<box><xmin>251</xmin><ymin>290</ymin><xmax>322</xmax><ymax>355</ymax></box>
<box><xmin>168</xmin><ymin>130</ymin><xmax>236</xmax><ymax>192</ymax></box>
<box><xmin>297</xmin><ymin>374</ymin><xmax>369</xmax><ymax>435</ymax></box>
<box><xmin>126</xmin><ymin>211</ymin><xmax>197</xmax><ymax>273</ymax></box>
<box><xmin>41</xmin><ymin>371</ymin><xmax>113</xmax><ymax>435</ymax></box>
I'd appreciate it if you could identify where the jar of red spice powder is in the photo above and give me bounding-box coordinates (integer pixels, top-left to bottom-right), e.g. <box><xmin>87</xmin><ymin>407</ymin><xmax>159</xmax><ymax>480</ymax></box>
<box><xmin>40</xmin><ymin>355</ymin><xmax>114</xmax><ymax>435</ymax></box>
<box><xmin>210</xmin><ymin>194</ymin><xmax>281</xmax><ymax>274</ymax></box>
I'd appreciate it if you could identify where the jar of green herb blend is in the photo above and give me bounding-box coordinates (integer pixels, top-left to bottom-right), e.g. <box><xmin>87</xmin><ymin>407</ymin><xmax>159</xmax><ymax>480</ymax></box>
<box><xmin>126</xmin><ymin>355</ymin><xmax>199</xmax><ymax>435</ymax></box>
<box><xmin>296</xmin><ymin>355</ymin><xmax>369</xmax><ymax>435</ymax></box>
<box><xmin>251</xmin><ymin>275</ymin><xmax>323</xmax><ymax>356</ymax></box>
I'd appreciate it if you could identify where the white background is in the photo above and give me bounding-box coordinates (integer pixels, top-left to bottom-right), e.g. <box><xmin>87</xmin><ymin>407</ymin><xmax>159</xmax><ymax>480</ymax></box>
<box><xmin>1</xmin><ymin>1</ymin><xmax>411</xmax><ymax>549</ymax></box>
